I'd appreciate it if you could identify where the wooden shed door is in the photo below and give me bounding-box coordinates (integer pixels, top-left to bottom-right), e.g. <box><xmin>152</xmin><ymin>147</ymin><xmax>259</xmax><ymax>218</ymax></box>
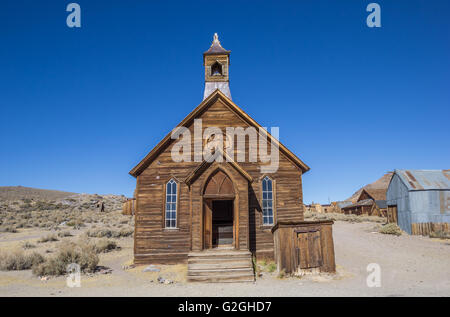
<box><xmin>387</xmin><ymin>205</ymin><xmax>398</xmax><ymax>224</ymax></box>
<box><xmin>297</xmin><ymin>231</ymin><xmax>323</xmax><ymax>269</ymax></box>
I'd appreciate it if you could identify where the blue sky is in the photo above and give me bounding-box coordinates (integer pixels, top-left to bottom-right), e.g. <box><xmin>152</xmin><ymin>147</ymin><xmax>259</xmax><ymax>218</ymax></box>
<box><xmin>0</xmin><ymin>0</ymin><xmax>449</xmax><ymax>203</ymax></box>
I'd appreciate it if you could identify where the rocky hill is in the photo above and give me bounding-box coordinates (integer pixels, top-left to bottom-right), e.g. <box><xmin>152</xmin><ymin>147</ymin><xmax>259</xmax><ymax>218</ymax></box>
<box><xmin>0</xmin><ymin>186</ymin><xmax>76</xmax><ymax>201</ymax></box>
<box><xmin>0</xmin><ymin>186</ymin><xmax>126</xmax><ymax>213</ymax></box>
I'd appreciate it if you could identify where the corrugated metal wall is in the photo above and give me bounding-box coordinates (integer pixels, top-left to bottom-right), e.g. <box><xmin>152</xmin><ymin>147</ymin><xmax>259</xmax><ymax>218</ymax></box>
<box><xmin>387</xmin><ymin>174</ymin><xmax>411</xmax><ymax>233</ymax></box>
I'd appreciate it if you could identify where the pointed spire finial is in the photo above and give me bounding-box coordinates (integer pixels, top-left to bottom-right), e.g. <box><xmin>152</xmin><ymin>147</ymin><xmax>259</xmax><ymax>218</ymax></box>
<box><xmin>204</xmin><ymin>33</ymin><xmax>230</xmax><ymax>55</ymax></box>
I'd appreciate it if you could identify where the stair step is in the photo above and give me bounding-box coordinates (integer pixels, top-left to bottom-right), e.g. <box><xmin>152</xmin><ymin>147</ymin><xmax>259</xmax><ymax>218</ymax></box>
<box><xmin>188</xmin><ymin>258</ymin><xmax>252</xmax><ymax>264</ymax></box>
<box><xmin>188</xmin><ymin>274</ymin><xmax>255</xmax><ymax>283</ymax></box>
<box><xmin>188</xmin><ymin>250</ymin><xmax>251</xmax><ymax>257</ymax></box>
<box><xmin>187</xmin><ymin>249</ymin><xmax>254</xmax><ymax>283</ymax></box>
<box><xmin>188</xmin><ymin>262</ymin><xmax>252</xmax><ymax>270</ymax></box>
<box><xmin>188</xmin><ymin>268</ymin><xmax>254</xmax><ymax>276</ymax></box>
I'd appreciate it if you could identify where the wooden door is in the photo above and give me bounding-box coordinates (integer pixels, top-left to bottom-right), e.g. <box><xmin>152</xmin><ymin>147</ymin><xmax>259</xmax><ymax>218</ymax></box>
<box><xmin>387</xmin><ymin>205</ymin><xmax>398</xmax><ymax>223</ymax></box>
<box><xmin>203</xmin><ymin>200</ymin><xmax>213</xmax><ymax>249</ymax></box>
<box><xmin>297</xmin><ymin>231</ymin><xmax>323</xmax><ymax>269</ymax></box>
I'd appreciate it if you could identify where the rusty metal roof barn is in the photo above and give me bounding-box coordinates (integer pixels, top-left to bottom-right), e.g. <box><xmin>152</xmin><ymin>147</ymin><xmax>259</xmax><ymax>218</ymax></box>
<box><xmin>395</xmin><ymin>170</ymin><xmax>450</xmax><ymax>191</ymax></box>
<box><xmin>386</xmin><ymin>169</ymin><xmax>450</xmax><ymax>235</ymax></box>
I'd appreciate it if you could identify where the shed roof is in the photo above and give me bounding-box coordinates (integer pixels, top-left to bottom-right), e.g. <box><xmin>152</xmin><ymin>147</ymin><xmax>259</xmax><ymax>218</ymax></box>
<box><xmin>336</xmin><ymin>201</ymin><xmax>353</xmax><ymax>208</ymax></box>
<box><xmin>394</xmin><ymin>170</ymin><xmax>450</xmax><ymax>191</ymax></box>
<box><xmin>342</xmin><ymin>199</ymin><xmax>374</xmax><ymax>209</ymax></box>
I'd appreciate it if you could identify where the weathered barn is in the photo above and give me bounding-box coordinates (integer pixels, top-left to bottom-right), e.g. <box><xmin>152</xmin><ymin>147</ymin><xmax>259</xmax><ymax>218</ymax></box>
<box><xmin>128</xmin><ymin>34</ymin><xmax>332</xmax><ymax>282</ymax></box>
<box><xmin>386</xmin><ymin>170</ymin><xmax>450</xmax><ymax>235</ymax></box>
<box><xmin>342</xmin><ymin>188</ymin><xmax>387</xmax><ymax>216</ymax></box>
<box><xmin>334</xmin><ymin>201</ymin><xmax>353</xmax><ymax>213</ymax></box>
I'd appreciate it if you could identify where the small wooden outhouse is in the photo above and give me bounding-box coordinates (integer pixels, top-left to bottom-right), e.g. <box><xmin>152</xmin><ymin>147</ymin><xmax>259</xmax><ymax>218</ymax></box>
<box><xmin>272</xmin><ymin>220</ymin><xmax>335</xmax><ymax>274</ymax></box>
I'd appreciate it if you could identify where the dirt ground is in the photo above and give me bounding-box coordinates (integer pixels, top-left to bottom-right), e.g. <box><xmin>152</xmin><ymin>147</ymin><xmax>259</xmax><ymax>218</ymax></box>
<box><xmin>0</xmin><ymin>221</ymin><xmax>449</xmax><ymax>297</ymax></box>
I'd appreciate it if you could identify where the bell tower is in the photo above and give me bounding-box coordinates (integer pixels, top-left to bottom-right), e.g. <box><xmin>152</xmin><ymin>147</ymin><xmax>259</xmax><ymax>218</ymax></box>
<box><xmin>203</xmin><ymin>33</ymin><xmax>231</xmax><ymax>100</ymax></box>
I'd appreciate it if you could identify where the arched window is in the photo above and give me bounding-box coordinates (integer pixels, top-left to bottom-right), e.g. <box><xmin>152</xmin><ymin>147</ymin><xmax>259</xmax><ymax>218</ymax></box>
<box><xmin>165</xmin><ymin>179</ymin><xmax>177</xmax><ymax>228</ymax></box>
<box><xmin>262</xmin><ymin>176</ymin><xmax>274</xmax><ymax>225</ymax></box>
<box><xmin>211</xmin><ymin>61</ymin><xmax>222</xmax><ymax>76</ymax></box>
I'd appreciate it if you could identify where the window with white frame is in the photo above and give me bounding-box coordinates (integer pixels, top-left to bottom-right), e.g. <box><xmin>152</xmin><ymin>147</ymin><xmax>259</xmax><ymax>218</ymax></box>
<box><xmin>262</xmin><ymin>176</ymin><xmax>274</xmax><ymax>225</ymax></box>
<box><xmin>165</xmin><ymin>179</ymin><xmax>177</xmax><ymax>228</ymax></box>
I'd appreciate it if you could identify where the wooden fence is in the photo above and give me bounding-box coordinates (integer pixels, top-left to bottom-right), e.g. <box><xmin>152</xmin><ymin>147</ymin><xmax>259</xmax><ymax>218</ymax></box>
<box><xmin>411</xmin><ymin>222</ymin><xmax>449</xmax><ymax>236</ymax></box>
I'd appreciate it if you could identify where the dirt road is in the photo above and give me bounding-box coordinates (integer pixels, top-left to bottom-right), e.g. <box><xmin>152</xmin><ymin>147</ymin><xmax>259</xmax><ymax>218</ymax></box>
<box><xmin>1</xmin><ymin>221</ymin><xmax>449</xmax><ymax>296</ymax></box>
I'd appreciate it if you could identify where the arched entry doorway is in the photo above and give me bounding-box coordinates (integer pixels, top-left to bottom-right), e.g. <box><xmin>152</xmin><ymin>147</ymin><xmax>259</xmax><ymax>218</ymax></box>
<box><xmin>203</xmin><ymin>169</ymin><xmax>237</xmax><ymax>249</ymax></box>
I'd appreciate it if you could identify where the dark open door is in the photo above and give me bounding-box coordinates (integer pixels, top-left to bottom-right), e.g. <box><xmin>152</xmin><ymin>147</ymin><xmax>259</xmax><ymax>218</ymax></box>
<box><xmin>212</xmin><ymin>200</ymin><xmax>233</xmax><ymax>247</ymax></box>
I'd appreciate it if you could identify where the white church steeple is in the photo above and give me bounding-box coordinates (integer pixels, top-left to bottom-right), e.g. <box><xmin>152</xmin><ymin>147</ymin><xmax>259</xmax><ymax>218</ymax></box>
<box><xmin>203</xmin><ymin>33</ymin><xmax>231</xmax><ymax>100</ymax></box>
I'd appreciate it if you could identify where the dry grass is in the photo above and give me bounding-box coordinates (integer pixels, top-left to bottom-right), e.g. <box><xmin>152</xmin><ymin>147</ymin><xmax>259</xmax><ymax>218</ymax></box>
<box><xmin>21</xmin><ymin>242</ymin><xmax>36</xmax><ymax>249</ymax></box>
<box><xmin>87</xmin><ymin>228</ymin><xmax>133</xmax><ymax>238</ymax></box>
<box><xmin>379</xmin><ymin>223</ymin><xmax>402</xmax><ymax>236</ymax></box>
<box><xmin>38</xmin><ymin>234</ymin><xmax>59</xmax><ymax>243</ymax></box>
<box><xmin>429</xmin><ymin>230</ymin><xmax>450</xmax><ymax>240</ymax></box>
<box><xmin>0</xmin><ymin>250</ymin><xmax>45</xmax><ymax>271</ymax></box>
<box><xmin>304</xmin><ymin>211</ymin><xmax>386</xmax><ymax>223</ymax></box>
<box><xmin>32</xmin><ymin>240</ymin><xmax>99</xmax><ymax>276</ymax></box>
<box><xmin>257</xmin><ymin>260</ymin><xmax>277</xmax><ymax>273</ymax></box>
<box><xmin>91</xmin><ymin>239</ymin><xmax>119</xmax><ymax>253</ymax></box>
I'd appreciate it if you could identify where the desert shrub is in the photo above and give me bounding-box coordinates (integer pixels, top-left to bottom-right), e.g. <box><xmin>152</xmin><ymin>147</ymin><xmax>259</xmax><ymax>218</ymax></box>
<box><xmin>32</xmin><ymin>241</ymin><xmax>99</xmax><ymax>276</ymax></box>
<box><xmin>57</xmin><ymin>231</ymin><xmax>72</xmax><ymax>238</ymax></box>
<box><xmin>91</xmin><ymin>239</ymin><xmax>119</xmax><ymax>253</ymax></box>
<box><xmin>66</xmin><ymin>219</ymin><xmax>84</xmax><ymax>229</ymax></box>
<box><xmin>0</xmin><ymin>226</ymin><xmax>17</xmax><ymax>233</ymax></box>
<box><xmin>118</xmin><ymin>228</ymin><xmax>133</xmax><ymax>237</ymax></box>
<box><xmin>0</xmin><ymin>251</ymin><xmax>45</xmax><ymax>271</ymax></box>
<box><xmin>87</xmin><ymin>228</ymin><xmax>133</xmax><ymax>238</ymax></box>
<box><xmin>38</xmin><ymin>234</ymin><xmax>59</xmax><ymax>243</ymax></box>
<box><xmin>277</xmin><ymin>269</ymin><xmax>286</xmax><ymax>279</ymax></box>
<box><xmin>429</xmin><ymin>230</ymin><xmax>450</xmax><ymax>239</ymax></box>
<box><xmin>379</xmin><ymin>223</ymin><xmax>402</xmax><ymax>236</ymax></box>
<box><xmin>22</xmin><ymin>242</ymin><xmax>36</xmax><ymax>249</ymax></box>
<box><xmin>267</xmin><ymin>262</ymin><xmax>277</xmax><ymax>273</ymax></box>
<box><xmin>87</xmin><ymin>228</ymin><xmax>112</xmax><ymax>238</ymax></box>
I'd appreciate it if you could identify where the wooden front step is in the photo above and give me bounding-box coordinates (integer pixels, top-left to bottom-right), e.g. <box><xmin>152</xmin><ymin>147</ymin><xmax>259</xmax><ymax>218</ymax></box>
<box><xmin>187</xmin><ymin>249</ymin><xmax>254</xmax><ymax>283</ymax></box>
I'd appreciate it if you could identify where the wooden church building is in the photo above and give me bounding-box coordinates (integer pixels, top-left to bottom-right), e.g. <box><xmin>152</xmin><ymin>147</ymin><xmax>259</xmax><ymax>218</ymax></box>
<box><xmin>129</xmin><ymin>34</ymin><xmax>333</xmax><ymax>281</ymax></box>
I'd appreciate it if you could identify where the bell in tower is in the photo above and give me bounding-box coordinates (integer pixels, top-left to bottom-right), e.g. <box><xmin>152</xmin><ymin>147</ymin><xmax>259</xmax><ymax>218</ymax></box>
<box><xmin>203</xmin><ymin>33</ymin><xmax>231</xmax><ymax>100</ymax></box>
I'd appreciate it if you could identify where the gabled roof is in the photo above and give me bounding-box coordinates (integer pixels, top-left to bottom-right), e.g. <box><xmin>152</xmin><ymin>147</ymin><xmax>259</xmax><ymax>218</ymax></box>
<box><xmin>358</xmin><ymin>188</ymin><xmax>386</xmax><ymax>201</ymax></box>
<box><xmin>393</xmin><ymin>169</ymin><xmax>450</xmax><ymax>191</ymax></box>
<box><xmin>129</xmin><ymin>89</ymin><xmax>310</xmax><ymax>177</ymax></box>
